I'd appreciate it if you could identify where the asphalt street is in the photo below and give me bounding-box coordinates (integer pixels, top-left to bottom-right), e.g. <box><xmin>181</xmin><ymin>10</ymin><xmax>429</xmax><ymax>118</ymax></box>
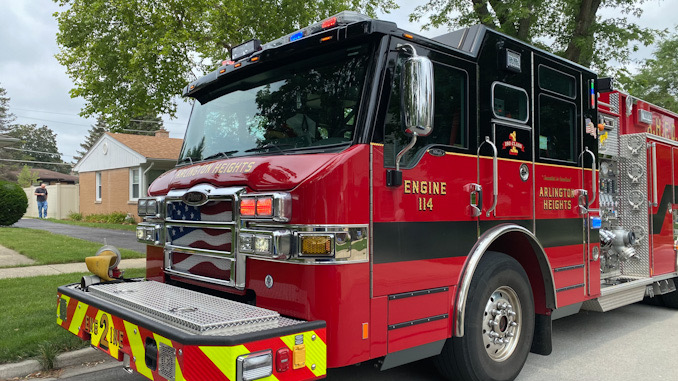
<box><xmin>11</xmin><ymin>218</ymin><xmax>145</xmax><ymax>253</ymax></box>
<box><xmin>53</xmin><ymin>302</ymin><xmax>678</xmax><ymax>381</ymax></box>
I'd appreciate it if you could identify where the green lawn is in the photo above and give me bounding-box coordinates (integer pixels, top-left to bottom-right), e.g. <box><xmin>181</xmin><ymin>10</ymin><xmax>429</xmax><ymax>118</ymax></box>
<box><xmin>46</xmin><ymin>218</ymin><xmax>137</xmax><ymax>231</ymax></box>
<box><xmin>0</xmin><ymin>268</ymin><xmax>146</xmax><ymax>364</ymax></box>
<box><xmin>0</xmin><ymin>228</ymin><xmax>144</xmax><ymax>266</ymax></box>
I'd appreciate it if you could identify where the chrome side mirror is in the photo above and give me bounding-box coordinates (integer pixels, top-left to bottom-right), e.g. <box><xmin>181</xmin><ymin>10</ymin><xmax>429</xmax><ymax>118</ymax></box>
<box><xmin>402</xmin><ymin>54</ymin><xmax>434</xmax><ymax>137</ymax></box>
<box><xmin>387</xmin><ymin>45</ymin><xmax>435</xmax><ymax>187</ymax></box>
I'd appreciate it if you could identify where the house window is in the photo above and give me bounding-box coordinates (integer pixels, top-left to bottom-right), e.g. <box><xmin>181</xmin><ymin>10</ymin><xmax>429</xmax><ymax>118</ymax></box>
<box><xmin>130</xmin><ymin>168</ymin><xmax>140</xmax><ymax>200</ymax></box>
<box><xmin>95</xmin><ymin>172</ymin><xmax>102</xmax><ymax>201</ymax></box>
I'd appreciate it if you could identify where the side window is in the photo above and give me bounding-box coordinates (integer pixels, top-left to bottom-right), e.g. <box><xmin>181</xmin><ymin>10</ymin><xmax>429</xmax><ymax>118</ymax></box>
<box><xmin>538</xmin><ymin>94</ymin><xmax>576</xmax><ymax>162</ymax></box>
<box><xmin>95</xmin><ymin>172</ymin><xmax>102</xmax><ymax>201</ymax></box>
<box><xmin>492</xmin><ymin>83</ymin><xmax>528</xmax><ymax>123</ymax></box>
<box><xmin>384</xmin><ymin>59</ymin><xmax>467</xmax><ymax>167</ymax></box>
<box><xmin>538</xmin><ymin>65</ymin><xmax>576</xmax><ymax>98</ymax></box>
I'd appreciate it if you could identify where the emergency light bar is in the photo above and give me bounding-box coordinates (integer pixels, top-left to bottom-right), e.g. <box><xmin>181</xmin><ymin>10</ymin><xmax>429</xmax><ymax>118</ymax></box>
<box><xmin>264</xmin><ymin>11</ymin><xmax>372</xmax><ymax>50</ymax></box>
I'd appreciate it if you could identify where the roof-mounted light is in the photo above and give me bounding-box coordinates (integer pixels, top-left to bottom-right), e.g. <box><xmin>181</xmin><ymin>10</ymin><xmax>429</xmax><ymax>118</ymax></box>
<box><xmin>264</xmin><ymin>11</ymin><xmax>372</xmax><ymax>49</ymax></box>
<box><xmin>231</xmin><ymin>39</ymin><xmax>262</xmax><ymax>62</ymax></box>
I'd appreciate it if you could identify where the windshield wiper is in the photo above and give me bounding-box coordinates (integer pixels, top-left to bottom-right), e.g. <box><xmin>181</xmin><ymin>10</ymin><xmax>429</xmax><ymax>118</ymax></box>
<box><xmin>244</xmin><ymin>144</ymin><xmax>293</xmax><ymax>154</ymax></box>
<box><xmin>202</xmin><ymin>150</ymin><xmax>239</xmax><ymax>161</ymax></box>
<box><xmin>178</xmin><ymin>157</ymin><xmax>193</xmax><ymax>165</ymax></box>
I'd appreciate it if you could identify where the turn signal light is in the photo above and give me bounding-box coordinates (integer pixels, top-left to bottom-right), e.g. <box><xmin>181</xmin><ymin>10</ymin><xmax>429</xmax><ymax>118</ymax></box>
<box><xmin>241</xmin><ymin>198</ymin><xmax>256</xmax><ymax>216</ymax></box>
<box><xmin>301</xmin><ymin>235</ymin><xmax>332</xmax><ymax>255</ymax></box>
<box><xmin>256</xmin><ymin>197</ymin><xmax>273</xmax><ymax>216</ymax></box>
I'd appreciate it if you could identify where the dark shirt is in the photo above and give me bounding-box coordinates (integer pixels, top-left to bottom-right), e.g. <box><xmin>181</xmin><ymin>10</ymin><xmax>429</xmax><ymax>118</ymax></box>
<box><xmin>35</xmin><ymin>187</ymin><xmax>47</xmax><ymax>202</ymax></box>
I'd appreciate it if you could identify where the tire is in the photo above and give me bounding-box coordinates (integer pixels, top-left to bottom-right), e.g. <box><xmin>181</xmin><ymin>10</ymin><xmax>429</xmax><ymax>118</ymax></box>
<box><xmin>661</xmin><ymin>278</ymin><xmax>678</xmax><ymax>309</ymax></box>
<box><xmin>435</xmin><ymin>252</ymin><xmax>535</xmax><ymax>381</ymax></box>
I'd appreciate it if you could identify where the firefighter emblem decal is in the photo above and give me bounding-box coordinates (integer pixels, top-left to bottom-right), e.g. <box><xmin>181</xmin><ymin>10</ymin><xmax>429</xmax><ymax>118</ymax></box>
<box><xmin>502</xmin><ymin>131</ymin><xmax>525</xmax><ymax>156</ymax></box>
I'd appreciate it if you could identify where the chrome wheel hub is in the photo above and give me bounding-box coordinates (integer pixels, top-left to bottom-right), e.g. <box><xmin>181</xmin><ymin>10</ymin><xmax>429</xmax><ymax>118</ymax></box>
<box><xmin>482</xmin><ymin>286</ymin><xmax>521</xmax><ymax>361</ymax></box>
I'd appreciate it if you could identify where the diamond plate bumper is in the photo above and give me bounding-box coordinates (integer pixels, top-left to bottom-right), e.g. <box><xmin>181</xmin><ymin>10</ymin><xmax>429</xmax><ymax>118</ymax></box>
<box><xmin>57</xmin><ymin>280</ymin><xmax>326</xmax><ymax>381</ymax></box>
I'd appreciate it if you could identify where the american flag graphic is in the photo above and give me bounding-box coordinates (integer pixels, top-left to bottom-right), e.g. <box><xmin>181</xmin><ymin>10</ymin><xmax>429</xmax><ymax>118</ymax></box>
<box><xmin>167</xmin><ymin>226</ymin><xmax>232</xmax><ymax>252</ymax></box>
<box><xmin>167</xmin><ymin>200</ymin><xmax>233</xmax><ymax>222</ymax></box>
<box><xmin>171</xmin><ymin>252</ymin><xmax>232</xmax><ymax>280</ymax></box>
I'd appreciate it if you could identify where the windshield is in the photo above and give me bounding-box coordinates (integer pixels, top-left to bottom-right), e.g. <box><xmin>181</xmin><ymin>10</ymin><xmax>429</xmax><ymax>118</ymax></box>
<box><xmin>180</xmin><ymin>43</ymin><xmax>372</xmax><ymax>163</ymax></box>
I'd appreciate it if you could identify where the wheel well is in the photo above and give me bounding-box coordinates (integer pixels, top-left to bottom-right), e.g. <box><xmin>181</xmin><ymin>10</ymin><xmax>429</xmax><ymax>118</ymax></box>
<box><xmin>487</xmin><ymin>231</ymin><xmax>555</xmax><ymax>315</ymax></box>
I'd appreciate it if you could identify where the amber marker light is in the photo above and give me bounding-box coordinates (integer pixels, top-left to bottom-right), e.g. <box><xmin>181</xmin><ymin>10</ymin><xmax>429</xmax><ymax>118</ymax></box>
<box><xmin>251</xmin><ymin>56</ymin><xmax>260</xmax><ymax>62</ymax></box>
<box><xmin>241</xmin><ymin>198</ymin><xmax>256</xmax><ymax>217</ymax></box>
<box><xmin>403</xmin><ymin>33</ymin><xmax>414</xmax><ymax>39</ymax></box>
<box><xmin>301</xmin><ymin>235</ymin><xmax>332</xmax><ymax>255</ymax></box>
<box><xmin>234</xmin><ymin>63</ymin><xmax>242</xmax><ymax>68</ymax></box>
<box><xmin>320</xmin><ymin>36</ymin><xmax>333</xmax><ymax>42</ymax></box>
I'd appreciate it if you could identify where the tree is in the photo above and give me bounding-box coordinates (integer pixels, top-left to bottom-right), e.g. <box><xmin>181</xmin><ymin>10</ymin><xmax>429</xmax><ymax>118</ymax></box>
<box><xmin>17</xmin><ymin>165</ymin><xmax>39</xmax><ymax>188</ymax></box>
<box><xmin>54</xmin><ymin>0</ymin><xmax>396</xmax><ymax>130</ymax></box>
<box><xmin>0</xmin><ymin>82</ymin><xmax>15</xmax><ymax>133</ymax></box>
<box><xmin>410</xmin><ymin>0</ymin><xmax>659</xmax><ymax>71</ymax></box>
<box><xmin>120</xmin><ymin>114</ymin><xmax>163</xmax><ymax>135</ymax></box>
<box><xmin>618</xmin><ymin>33</ymin><xmax>678</xmax><ymax>112</ymax></box>
<box><xmin>6</xmin><ymin>124</ymin><xmax>68</xmax><ymax>173</ymax></box>
<box><xmin>74</xmin><ymin>115</ymin><xmax>108</xmax><ymax>162</ymax></box>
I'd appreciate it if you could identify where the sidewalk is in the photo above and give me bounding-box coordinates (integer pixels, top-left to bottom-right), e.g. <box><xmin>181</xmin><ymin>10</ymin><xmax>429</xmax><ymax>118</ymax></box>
<box><xmin>0</xmin><ymin>256</ymin><xmax>146</xmax><ymax>279</ymax></box>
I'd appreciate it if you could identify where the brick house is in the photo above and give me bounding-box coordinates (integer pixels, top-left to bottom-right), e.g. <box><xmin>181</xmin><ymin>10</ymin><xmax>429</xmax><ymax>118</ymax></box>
<box><xmin>74</xmin><ymin>130</ymin><xmax>182</xmax><ymax>219</ymax></box>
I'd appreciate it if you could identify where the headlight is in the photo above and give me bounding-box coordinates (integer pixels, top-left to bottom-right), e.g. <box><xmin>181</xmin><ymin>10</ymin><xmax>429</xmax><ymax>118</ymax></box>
<box><xmin>137</xmin><ymin>223</ymin><xmax>163</xmax><ymax>245</ymax></box>
<box><xmin>254</xmin><ymin>236</ymin><xmax>272</xmax><ymax>255</ymax></box>
<box><xmin>137</xmin><ymin>199</ymin><xmax>148</xmax><ymax>216</ymax></box>
<box><xmin>147</xmin><ymin>199</ymin><xmax>158</xmax><ymax>216</ymax></box>
<box><xmin>240</xmin><ymin>234</ymin><xmax>254</xmax><ymax>253</ymax></box>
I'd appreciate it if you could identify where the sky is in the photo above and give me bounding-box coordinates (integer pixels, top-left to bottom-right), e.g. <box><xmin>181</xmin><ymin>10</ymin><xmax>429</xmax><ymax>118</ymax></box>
<box><xmin>0</xmin><ymin>1</ymin><xmax>676</xmax><ymax>165</ymax></box>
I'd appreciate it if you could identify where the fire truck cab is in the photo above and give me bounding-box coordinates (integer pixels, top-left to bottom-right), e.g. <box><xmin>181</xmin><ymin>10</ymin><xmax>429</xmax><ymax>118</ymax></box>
<box><xmin>57</xmin><ymin>11</ymin><xmax>678</xmax><ymax>381</ymax></box>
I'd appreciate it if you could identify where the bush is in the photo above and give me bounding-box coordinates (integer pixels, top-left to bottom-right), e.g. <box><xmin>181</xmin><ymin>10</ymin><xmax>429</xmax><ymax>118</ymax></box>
<box><xmin>82</xmin><ymin>212</ymin><xmax>132</xmax><ymax>224</ymax></box>
<box><xmin>0</xmin><ymin>181</ymin><xmax>28</xmax><ymax>226</ymax></box>
<box><xmin>68</xmin><ymin>212</ymin><xmax>83</xmax><ymax>221</ymax></box>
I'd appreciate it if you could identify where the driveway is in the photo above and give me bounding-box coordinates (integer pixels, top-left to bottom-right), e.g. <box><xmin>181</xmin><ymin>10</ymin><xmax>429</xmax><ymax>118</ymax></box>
<box><xmin>11</xmin><ymin>219</ymin><xmax>145</xmax><ymax>253</ymax></box>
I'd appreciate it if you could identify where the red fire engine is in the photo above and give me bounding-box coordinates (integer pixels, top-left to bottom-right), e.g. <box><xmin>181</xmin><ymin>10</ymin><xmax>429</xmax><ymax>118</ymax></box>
<box><xmin>56</xmin><ymin>12</ymin><xmax>678</xmax><ymax>381</ymax></box>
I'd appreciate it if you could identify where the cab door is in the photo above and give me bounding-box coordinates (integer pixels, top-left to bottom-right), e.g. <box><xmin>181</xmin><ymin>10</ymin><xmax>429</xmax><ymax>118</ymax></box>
<box><xmin>532</xmin><ymin>53</ymin><xmax>600</xmax><ymax>305</ymax></box>
<box><xmin>475</xmin><ymin>36</ymin><xmax>534</xmax><ymax>231</ymax></box>
<box><xmin>372</xmin><ymin>38</ymin><xmax>478</xmax><ymax>297</ymax></box>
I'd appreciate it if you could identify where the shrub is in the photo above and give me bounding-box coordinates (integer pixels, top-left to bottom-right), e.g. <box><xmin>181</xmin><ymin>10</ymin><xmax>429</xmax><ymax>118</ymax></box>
<box><xmin>0</xmin><ymin>181</ymin><xmax>28</xmax><ymax>226</ymax></box>
<box><xmin>68</xmin><ymin>212</ymin><xmax>83</xmax><ymax>221</ymax></box>
<box><xmin>82</xmin><ymin>212</ymin><xmax>133</xmax><ymax>224</ymax></box>
<box><xmin>106</xmin><ymin>212</ymin><xmax>127</xmax><ymax>224</ymax></box>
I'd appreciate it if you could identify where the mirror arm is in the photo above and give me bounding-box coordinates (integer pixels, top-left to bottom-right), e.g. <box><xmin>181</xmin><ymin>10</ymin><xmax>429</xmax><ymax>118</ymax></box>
<box><xmin>395</xmin><ymin>134</ymin><xmax>417</xmax><ymax>172</ymax></box>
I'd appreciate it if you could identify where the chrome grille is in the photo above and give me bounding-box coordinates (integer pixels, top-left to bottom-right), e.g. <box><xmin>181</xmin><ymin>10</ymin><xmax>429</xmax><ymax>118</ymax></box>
<box><xmin>166</xmin><ymin>200</ymin><xmax>233</xmax><ymax>222</ymax></box>
<box><xmin>163</xmin><ymin>185</ymin><xmax>244</xmax><ymax>289</ymax></box>
<box><xmin>167</xmin><ymin>225</ymin><xmax>232</xmax><ymax>252</ymax></box>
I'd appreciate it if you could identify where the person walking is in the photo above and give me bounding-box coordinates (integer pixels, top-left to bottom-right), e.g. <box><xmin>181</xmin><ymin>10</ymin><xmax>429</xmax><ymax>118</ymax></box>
<box><xmin>34</xmin><ymin>183</ymin><xmax>48</xmax><ymax>219</ymax></box>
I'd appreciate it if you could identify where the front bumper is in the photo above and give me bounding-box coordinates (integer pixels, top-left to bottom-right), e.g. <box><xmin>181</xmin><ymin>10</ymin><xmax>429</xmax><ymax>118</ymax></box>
<box><xmin>56</xmin><ymin>280</ymin><xmax>326</xmax><ymax>381</ymax></box>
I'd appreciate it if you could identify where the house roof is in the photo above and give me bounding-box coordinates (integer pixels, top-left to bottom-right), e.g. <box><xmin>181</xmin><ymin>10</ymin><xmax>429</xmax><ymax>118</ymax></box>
<box><xmin>35</xmin><ymin>168</ymin><xmax>78</xmax><ymax>183</ymax></box>
<box><xmin>106</xmin><ymin>132</ymin><xmax>183</xmax><ymax>160</ymax></box>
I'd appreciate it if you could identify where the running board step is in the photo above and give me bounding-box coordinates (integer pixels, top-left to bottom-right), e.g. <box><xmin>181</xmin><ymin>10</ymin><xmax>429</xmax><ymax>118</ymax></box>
<box><xmin>580</xmin><ymin>285</ymin><xmax>646</xmax><ymax>312</ymax></box>
<box><xmin>88</xmin><ymin>280</ymin><xmax>280</xmax><ymax>335</ymax></box>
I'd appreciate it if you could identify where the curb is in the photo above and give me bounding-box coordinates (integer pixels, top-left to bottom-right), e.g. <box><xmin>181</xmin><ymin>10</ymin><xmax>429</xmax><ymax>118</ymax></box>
<box><xmin>0</xmin><ymin>347</ymin><xmax>109</xmax><ymax>380</ymax></box>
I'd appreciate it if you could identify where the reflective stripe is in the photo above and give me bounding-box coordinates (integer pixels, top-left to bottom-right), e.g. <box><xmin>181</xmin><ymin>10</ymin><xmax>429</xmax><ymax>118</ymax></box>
<box><xmin>280</xmin><ymin>331</ymin><xmax>327</xmax><ymax>378</ymax></box>
<box><xmin>67</xmin><ymin>301</ymin><xmax>88</xmax><ymax>335</ymax></box>
<box><xmin>123</xmin><ymin>321</ymin><xmax>155</xmax><ymax>380</ymax></box>
<box><xmin>200</xmin><ymin>345</ymin><xmax>251</xmax><ymax>381</ymax></box>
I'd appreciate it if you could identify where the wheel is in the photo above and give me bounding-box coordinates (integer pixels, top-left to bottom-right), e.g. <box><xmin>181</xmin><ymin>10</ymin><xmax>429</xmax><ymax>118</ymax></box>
<box><xmin>661</xmin><ymin>278</ymin><xmax>678</xmax><ymax>308</ymax></box>
<box><xmin>435</xmin><ymin>252</ymin><xmax>535</xmax><ymax>381</ymax></box>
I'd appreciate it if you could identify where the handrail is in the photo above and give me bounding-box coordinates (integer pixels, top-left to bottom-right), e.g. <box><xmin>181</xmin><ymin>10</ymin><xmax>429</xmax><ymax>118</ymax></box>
<box><xmin>477</xmin><ymin>136</ymin><xmax>498</xmax><ymax>217</ymax></box>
